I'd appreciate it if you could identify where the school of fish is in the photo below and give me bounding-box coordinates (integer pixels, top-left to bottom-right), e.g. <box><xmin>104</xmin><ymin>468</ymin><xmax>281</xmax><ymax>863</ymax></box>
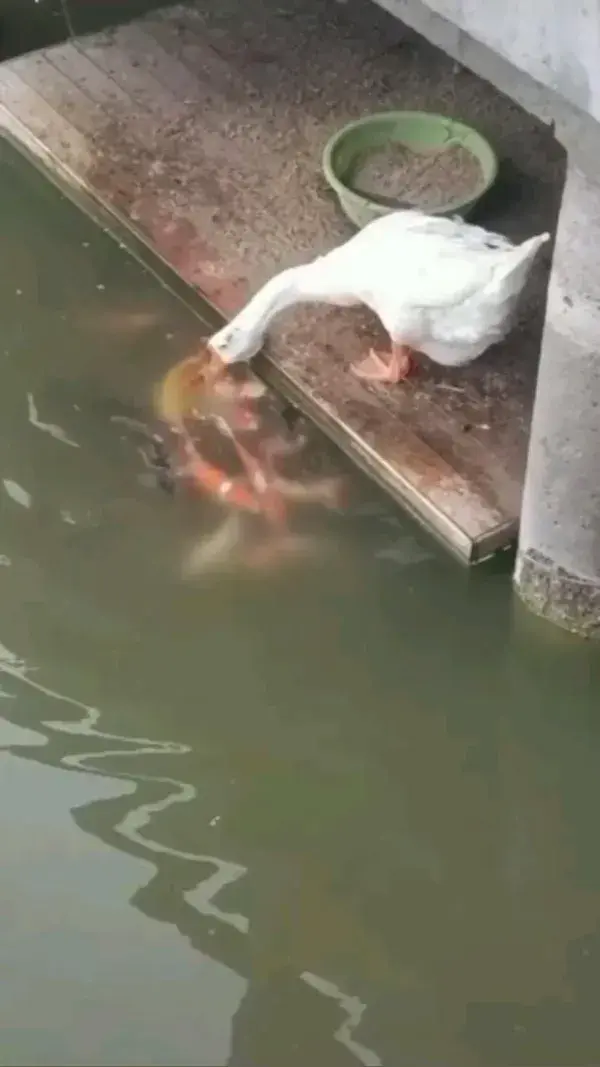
<box><xmin>154</xmin><ymin>345</ymin><xmax>346</xmax><ymax>575</ymax></box>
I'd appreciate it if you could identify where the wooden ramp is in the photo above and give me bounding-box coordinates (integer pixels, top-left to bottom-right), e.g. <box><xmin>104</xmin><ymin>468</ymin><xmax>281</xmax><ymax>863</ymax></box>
<box><xmin>0</xmin><ymin>0</ymin><xmax>564</xmax><ymax>561</ymax></box>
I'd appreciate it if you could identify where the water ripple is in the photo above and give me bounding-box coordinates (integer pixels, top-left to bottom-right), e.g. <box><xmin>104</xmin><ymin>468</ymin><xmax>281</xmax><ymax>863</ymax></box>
<box><xmin>0</xmin><ymin>638</ymin><xmax>248</xmax><ymax>936</ymax></box>
<box><xmin>0</xmin><ymin>637</ymin><xmax>382</xmax><ymax>1064</ymax></box>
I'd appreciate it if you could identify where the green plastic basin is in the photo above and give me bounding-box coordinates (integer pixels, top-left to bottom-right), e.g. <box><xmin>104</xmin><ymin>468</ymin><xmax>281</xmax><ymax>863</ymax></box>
<box><xmin>322</xmin><ymin>110</ymin><xmax>498</xmax><ymax>229</ymax></box>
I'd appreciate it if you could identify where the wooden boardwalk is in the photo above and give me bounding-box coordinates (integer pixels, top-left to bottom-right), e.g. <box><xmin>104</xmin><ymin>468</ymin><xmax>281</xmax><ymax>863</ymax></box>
<box><xmin>0</xmin><ymin>0</ymin><xmax>565</xmax><ymax>560</ymax></box>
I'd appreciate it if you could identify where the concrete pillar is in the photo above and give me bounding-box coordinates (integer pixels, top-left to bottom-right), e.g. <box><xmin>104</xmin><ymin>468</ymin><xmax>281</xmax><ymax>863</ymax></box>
<box><xmin>514</xmin><ymin>161</ymin><xmax>600</xmax><ymax>638</ymax></box>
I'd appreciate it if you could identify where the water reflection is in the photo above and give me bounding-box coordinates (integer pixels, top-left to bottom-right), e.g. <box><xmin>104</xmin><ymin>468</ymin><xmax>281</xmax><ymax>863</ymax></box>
<box><xmin>0</xmin><ymin>723</ymin><xmax>247</xmax><ymax>1067</ymax></box>
<box><xmin>3</xmin><ymin>576</ymin><xmax>600</xmax><ymax>1067</ymax></box>
<box><xmin>0</xmin><ymin>638</ymin><xmax>383</xmax><ymax>1066</ymax></box>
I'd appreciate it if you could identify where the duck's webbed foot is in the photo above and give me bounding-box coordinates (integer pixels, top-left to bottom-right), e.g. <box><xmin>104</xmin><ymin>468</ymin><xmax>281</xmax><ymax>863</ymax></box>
<box><xmin>351</xmin><ymin>343</ymin><xmax>413</xmax><ymax>384</ymax></box>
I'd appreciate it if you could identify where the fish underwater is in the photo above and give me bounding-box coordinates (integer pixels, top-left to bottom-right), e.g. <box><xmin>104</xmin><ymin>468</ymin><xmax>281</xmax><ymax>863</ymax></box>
<box><xmin>181</xmin><ymin>512</ymin><xmax>327</xmax><ymax>579</ymax></box>
<box><xmin>177</xmin><ymin>431</ymin><xmax>266</xmax><ymax>516</ymax></box>
<box><xmin>155</xmin><ymin>349</ymin><xmax>264</xmax><ymax>434</ymax></box>
<box><xmin>153</xmin><ymin>346</ymin><xmax>346</xmax><ymax>575</ymax></box>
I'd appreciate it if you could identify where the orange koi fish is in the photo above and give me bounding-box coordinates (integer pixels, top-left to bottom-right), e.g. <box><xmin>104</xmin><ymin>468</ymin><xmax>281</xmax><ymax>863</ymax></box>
<box><xmin>177</xmin><ymin>433</ymin><xmax>263</xmax><ymax>515</ymax></box>
<box><xmin>155</xmin><ymin>349</ymin><xmax>262</xmax><ymax>434</ymax></box>
<box><xmin>156</xmin><ymin>348</ymin><xmax>283</xmax><ymax>518</ymax></box>
<box><xmin>216</xmin><ymin>419</ymin><xmax>288</xmax><ymax>529</ymax></box>
<box><xmin>156</xmin><ymin>349</ymin><xmax>344</xmax><ymax>524</ymax></box>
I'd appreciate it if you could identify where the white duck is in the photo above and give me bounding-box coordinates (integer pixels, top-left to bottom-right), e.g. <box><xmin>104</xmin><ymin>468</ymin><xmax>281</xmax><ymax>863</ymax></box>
<box><xmin>207</xmin><ymin>210</ymin><xmax>550</xmax><ymax>384</ymax></box>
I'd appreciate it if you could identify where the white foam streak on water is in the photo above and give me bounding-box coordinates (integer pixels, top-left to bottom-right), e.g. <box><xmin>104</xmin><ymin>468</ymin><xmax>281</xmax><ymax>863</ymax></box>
<box><xmin>3</xmin><ymin>479</ymin><xmax>32</xmax><ymax>509</ymax></box>
<box><xmin>26</xmin><ymin>392</ymin><xmax>80</xmax><ymax>448</ymax></box>
<box><xmin>0</xmin><ymin>637</ymin><xmax>248</xmax><ymax>935</ymax></box>
<box><xmin>301</xmin><ymin>971</ymin><xmax>383</xmax><ymax>1067</ymax></box>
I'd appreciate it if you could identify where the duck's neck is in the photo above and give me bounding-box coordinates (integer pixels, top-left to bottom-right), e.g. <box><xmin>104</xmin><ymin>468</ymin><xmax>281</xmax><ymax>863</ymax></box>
<box><xmin>209</xmin><ymin>266</ymin><xmax>308</xmax><ymax>363</ymax></box>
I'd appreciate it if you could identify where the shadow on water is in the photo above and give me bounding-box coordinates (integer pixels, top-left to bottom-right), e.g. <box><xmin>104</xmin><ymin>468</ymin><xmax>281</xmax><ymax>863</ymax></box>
<box><xmin>0</xmin><ymin>137</ymin><xmax>600</xmax><ymax>1067</ymax></box>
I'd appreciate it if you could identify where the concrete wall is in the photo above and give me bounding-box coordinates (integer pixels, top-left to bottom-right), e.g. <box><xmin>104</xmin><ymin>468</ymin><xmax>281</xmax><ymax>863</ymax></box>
<box><xmin>373</xmin><ymin>0</ymin><xmax>600</xmax><ymax>172</ymax></box>
<box><xmin>420</xmin><ymin>0</ymin><xmax>600</xmax><ymax>122</ymax></box>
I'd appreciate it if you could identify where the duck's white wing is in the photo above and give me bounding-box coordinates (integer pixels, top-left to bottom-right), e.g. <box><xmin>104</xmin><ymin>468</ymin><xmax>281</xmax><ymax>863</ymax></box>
<box><xmin>352</xmin><ymin>240</ymin><xmax>498</xmax><ymax>344</ymax></box>
<box><xmin>297</xmin><ymin>211</ymin><xmax>510</xmax><ymax>309</ymax></box>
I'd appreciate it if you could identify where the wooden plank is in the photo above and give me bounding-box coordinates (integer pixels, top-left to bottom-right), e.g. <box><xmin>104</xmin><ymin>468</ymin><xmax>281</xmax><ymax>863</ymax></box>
<box><xmin>0</xmin><ymin>67</ymin><xmax>92</xmax><ymax>177</ymax></box>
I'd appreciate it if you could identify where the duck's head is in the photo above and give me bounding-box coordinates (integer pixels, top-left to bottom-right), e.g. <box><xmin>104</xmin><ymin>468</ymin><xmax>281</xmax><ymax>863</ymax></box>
<box><xmin>208</xmin><ymin>322</ymin><xmax>264</xmax><ymax>364</ymax></box>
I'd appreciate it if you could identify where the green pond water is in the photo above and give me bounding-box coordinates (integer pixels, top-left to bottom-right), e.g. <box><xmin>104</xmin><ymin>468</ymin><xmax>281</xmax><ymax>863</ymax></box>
<box><xmin>0</xmin><ymin>136</ymin><xmax>600</xmax><ymax>1067</ymax></box>
<box><xmin>0</xmin><ymin>0</ymin><xmax>179</xmax><ymax>60</ymax></box>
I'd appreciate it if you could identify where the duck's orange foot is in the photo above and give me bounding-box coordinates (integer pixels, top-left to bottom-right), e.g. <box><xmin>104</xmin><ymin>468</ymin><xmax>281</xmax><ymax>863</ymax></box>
<box><xmin>351</xmin><ymin>343</ymin><xmax>413</xmax><ymax>385</ymax></box>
